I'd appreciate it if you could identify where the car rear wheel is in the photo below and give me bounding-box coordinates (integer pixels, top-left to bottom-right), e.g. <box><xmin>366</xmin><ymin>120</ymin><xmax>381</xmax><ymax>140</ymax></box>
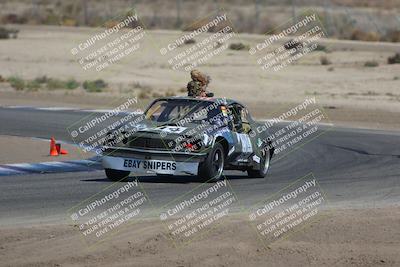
<box><xmin>105</xmin><ymin>168</ymin><xmax>130</xmax><ymax>181</ymax></box>
<box><xmin>198</xmin><ymin>143</ymin><xmax>225</xmax><ymax>182</ymax></box>
<box><xmin>247</xmin><ymin>148</ymin><xmax>271</xmax><ymax>178</ymax></box>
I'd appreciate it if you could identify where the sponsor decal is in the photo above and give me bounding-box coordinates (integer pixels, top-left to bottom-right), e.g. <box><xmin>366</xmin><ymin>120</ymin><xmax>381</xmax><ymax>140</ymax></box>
<box><xmin>237</xmin><ymin>133</ymin><xmax>253</xmax><ymax>153</ymax></box>
<box><xmin>123</xmin><ymin>159</ymin><xmax>177</xmax><ymax>171</ymax></box>
<box><xmin>158</xmin><ymin>126</ymin><xmax>187</xmax><ymax>134</ymax></box>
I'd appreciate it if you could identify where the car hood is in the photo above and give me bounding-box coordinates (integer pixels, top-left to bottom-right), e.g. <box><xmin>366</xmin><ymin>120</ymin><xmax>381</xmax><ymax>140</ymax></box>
<box><xmin>131</xmin><ymin>119</ymin><xmax>216</xmax><ymax>137</ymax></box>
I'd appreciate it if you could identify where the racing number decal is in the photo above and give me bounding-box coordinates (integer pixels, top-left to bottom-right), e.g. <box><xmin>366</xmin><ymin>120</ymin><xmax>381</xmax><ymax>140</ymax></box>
<box><xmin>157</xmin><ymin>126</ymin><xmax>186</xmax><ymax>133</ymax></box>
<box><xmin>237</xmin><ymin>133</ymin><xmax>253</xmax><ymax>153</ymax></box>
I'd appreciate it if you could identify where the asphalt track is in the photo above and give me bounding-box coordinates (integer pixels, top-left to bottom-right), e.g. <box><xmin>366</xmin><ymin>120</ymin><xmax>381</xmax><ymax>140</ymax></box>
<box><xmin>0</xmin><ymin>106</ymin><xmax>399</xmax><ymax>225</ymax></box>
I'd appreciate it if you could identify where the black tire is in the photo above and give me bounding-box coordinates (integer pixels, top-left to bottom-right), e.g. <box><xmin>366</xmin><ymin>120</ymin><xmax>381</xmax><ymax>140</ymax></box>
<box><xmin>247</xmin><ymin>149</ymin><xmax>271</xmax><ymax>178</ymax></box>
<box><xmin>198</xmin><ymin>143</ymin><xmax>225</xmax><ymax>182</ymax></box>
<box><xmin>105</xmin><ymin>168</ymin><xmax>130</xmax><ymax>181</ymax></box>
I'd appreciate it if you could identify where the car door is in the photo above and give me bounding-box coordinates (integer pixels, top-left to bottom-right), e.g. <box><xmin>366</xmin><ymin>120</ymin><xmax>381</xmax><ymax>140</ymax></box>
<box><xmin>227</xmin><ymin>104</ymin><xmax>254</xmax><ymax>162</ymax></box>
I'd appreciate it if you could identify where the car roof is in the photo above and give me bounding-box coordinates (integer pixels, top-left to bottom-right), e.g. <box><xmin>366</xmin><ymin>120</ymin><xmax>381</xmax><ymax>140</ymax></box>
<box><xmin>154</xmin><ymin>96</ymin><xmax>244</xmax><ymax>107</ymax></box>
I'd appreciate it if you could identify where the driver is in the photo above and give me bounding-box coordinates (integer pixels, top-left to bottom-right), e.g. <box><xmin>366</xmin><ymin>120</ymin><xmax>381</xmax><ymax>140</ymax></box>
<box><xmin>187</xmin><ymin>69</ymin><xmax>214</xmax><ymax>97</ymax></box>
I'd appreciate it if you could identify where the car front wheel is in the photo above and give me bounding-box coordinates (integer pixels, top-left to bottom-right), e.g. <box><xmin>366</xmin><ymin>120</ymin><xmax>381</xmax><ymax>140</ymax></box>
<box><xmin>198</xmin><ymin>143</ymin><xmax>225</xmax><ymax>181</ymax></box>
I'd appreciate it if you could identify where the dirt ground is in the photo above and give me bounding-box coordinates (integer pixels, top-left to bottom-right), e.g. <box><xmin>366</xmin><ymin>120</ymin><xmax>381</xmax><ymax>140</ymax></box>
<box><xmin>0</xmin><ymin>207</ymin><xmax>399</xmax><ymax>267</ymax></box>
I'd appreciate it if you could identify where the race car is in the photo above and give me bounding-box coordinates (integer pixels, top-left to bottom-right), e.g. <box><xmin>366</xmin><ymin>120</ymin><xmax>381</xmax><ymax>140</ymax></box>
<box><xmin>102</xmin><ymin>97</ymin><xmax>274</xmax><ymax>181</ymax></box>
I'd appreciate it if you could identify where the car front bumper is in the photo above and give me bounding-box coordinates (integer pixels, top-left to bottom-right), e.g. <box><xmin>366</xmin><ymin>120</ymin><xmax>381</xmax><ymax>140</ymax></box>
<box><xmin>102</xmin><ymin>155</ymin><xmax>200</xmax><ymax>175</ymax></box>
<box><xmin>102</xmin><ymin>145</ymin><xmax>208</xmax><ymax>175</ymax></box>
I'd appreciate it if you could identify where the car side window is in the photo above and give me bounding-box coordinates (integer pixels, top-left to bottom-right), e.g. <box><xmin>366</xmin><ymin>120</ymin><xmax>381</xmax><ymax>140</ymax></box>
<box><xmin>241</xmin><ymin>108</ymin><xmax>250</xmax><ymax>123</ymax></box>
<box><xmin>227</xmin><ymin>105</ymin><xmax>244</xmax><ymax>133</ymax></box>
<box><xmin>240</xmin><ymin>108</ymin><xmax>252</xmax><ymax>134</ymax></box>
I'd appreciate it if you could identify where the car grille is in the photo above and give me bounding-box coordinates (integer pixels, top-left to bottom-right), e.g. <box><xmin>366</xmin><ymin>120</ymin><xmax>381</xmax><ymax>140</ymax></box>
<box><xmin>128</xmin><ymin>137</ymin><xmax>176</xmax><ymax>150</ymax></box>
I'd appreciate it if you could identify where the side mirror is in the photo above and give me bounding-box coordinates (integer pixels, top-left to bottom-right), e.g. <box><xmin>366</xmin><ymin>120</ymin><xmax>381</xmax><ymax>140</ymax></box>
<box><xmin>206</xmin><ymin>92</ymin><xmax>214</xmax><ymax>97</ymax></box>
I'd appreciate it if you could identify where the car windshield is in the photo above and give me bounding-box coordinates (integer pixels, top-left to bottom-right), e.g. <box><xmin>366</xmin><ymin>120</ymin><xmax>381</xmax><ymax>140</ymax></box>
<box><xmin>144</xmin><ymin>99</ymin><xmax>222</xmax><ymax>124</ymax></box>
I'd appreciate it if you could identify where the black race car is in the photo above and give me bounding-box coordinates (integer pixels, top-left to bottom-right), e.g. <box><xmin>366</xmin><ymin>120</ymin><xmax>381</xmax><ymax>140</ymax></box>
<box><xmin>102</xmin><ymin>97</ymin><xmax>274</xmax><ymax>181</ymax></box>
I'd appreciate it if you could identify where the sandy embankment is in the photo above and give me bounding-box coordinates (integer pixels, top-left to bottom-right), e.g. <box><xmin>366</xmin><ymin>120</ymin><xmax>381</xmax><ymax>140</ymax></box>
<box><xmin>0</xmin><ymin>207</ymin><xmax>398</xmax><ymax>266</ymax></box>
<box><xmin>0</xmin><ymin>135</ymin><xmax>92</xmax><ymax>164</ymax></box>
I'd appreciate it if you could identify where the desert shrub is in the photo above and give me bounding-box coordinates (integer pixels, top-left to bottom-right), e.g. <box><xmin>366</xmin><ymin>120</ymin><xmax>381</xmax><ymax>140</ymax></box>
<box><xmin>382</xmin><ymin>30</ymin><xmax>400</xmax><ymax>43</ymax></box>
<box><xmin>66</xmin><ymin>79</ymin><xmax>79</xmax><ymax>89</ymax></box>
<box><xmin>164</xmin><ymin>89</ymin><xmax>175</xmax><ymax>97</ymax></box>
<box><xmin>152</xmin><ymin>92</ymin><xmax>163</xmax><ymax>98</ymax></box>
<box><xmin>124</xmin><ymin>11</ymin><xmax>143</xmax><ymax>28</ymax></box>
<box><xmin>314</xmin><ymin>44</ymin><xmax>327</xmax><ymax>52</ymax></box>
<box><xmin>132</xmin><ymin>82</ymin><xmax>152</xmax><ymax>91</ymax></box>
<box><xmin>320</xmin><ymin>56</ymin><xmax>331</xmax><ymax>65</ymax></box>
<box><xmin>83</xmin><ymin>79</ymin><xmax>107</xmax><ymax>92</ymax></box>
<box><xmin>8</xmin><ymin>76</ymin><xmax>25</xmax><ymax>90</ymax></box>
<box><xmin>138</xmin><ymin>90</ymin><xmax>150</xmax><ymax>99</ymax></box>
<box><xmin>214</xmin><ymin>41</ymin><xmax>223</xmax><ymax>48</ymax></box>
<box><xmin>350</xmin><ymin>29</ymin><xmax>380</xmax><ymax>42</ymax></box>
<box><xmin>184</xmin><ymin>38</ymin><xmax>196</xmax><ymax>45</ymax></box>
<box><xmin>327</xmin><ymin>67</ymin><xmax>335</xmax><ymax>72</ymax></box>
<box><xmin>229</xmin><ymin>42</ymin><xmax>249</xmax><ymax>51</ymax></box>
<box><xmin>387</xmin><ymin>53</ymin><xmax>400</xmax><ymax>64</ymax></box>
<box><xmin>0</xmin><ymin>27</ymin><xmax>17</xmax><ymax>39</ymax></box>
<box><xmin>62</xmin><ymin>18</ymin><xmax>77</xmax><ymax>27</ymax></box>
<box><xmin>26</xmin><ymin>80</ymin><xmax>41</xmax><ymax>91</ymax></box>
<box><xmin>34</xmin><ymin>75</ymin><xmax>49</xmax><ymax>84</ymax></box>
<box><xmin>62</xmin><ymin>3</ymin><xmax>75</xmax><ymax>14</ymax></box>
<box><xmin>42</xmin><ymin>11</ymin><xmax>60</xmax><ymax>25</ymax></box>
<box><xmin>0</xmin><ymin>27</ymin><xmax>10</xmax><ymax>39</ymax></box>
<box><xmin>363</xmin><ymin>91</ymin><xmax>379</xmax><ymax>96</ymax></box>
<box><xmin>2</xmin><ymin>13</ymin><xmax>26</xmax><ymax>24</ymax></box>
<box><xmin>0</xmin><ymin>75</ymin><xmax>5</xmax><ymax>82</ymax></box>
<box><xmin>364</xmin><ymin>61</ymin><xmax>379</xmax><ymax>67</ymax></box>
<box><xmin>104</xmin><ymin>20</ymin><xmax>120</xmax><ymax>29</ymax></box>
<box><xmin>47</xmin><ymin>78</ymin><xmax>67</xmax><ymax>90</ymax></box>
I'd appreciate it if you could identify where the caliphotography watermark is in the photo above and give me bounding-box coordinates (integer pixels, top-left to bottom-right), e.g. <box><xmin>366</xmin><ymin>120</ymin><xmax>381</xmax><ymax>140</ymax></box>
<box><xmin>159</xmin><ymin>178</ymin><xmax>238</xmax><ymax>247</ymax></box>
<box><xmin>157</xmin><ymin>98</ymin><xmax>231</xmax><ymax>155</ymax></box>
<box><xmin>68</xmin><ymin>180</ymin><xmax>151</xmax><ymax>247</ymax></box>
<box><xmin>249</xmin><ymin>11</ymin><xmax>328</xmax><ymax>72</ymax></box>
<box><xmin>66</xmin><ymin>96</ymin><xmax>146</xmax><ymax>160</ymax></box>
<box><xmin>248</xmin><ymin>173</ymin><xmax>327</xmax><ymax>247</ymax></box>
<box><xmin>255</xmin><ymin>97</ymin><xmax>333</xmax><ymax>161</ymax></box>
<box><xmin>70</xmin><ymin>10</ymin><xmax>146</xmax><ymax>72</ymax></box>
<box><xmin>159</xmin><ymin>12</ymin><xmax>236</xmax><ymax>72</ymax></box>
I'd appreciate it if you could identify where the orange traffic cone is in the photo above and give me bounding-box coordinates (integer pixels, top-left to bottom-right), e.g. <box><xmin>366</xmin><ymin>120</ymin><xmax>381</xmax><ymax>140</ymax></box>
<box><xmin>49</xmin><ymin>137</ymin><xmax>59</xmax><ymax>156</ymax></box>
<box><xmin>55</xmin><ymin>143</ymin><xmax>61</xmax><ymax>154</ymax></box>
<box><xmin>56</xmin><ymin>142</ymin><xmax>69</xmax><ymax>155</ymax></box>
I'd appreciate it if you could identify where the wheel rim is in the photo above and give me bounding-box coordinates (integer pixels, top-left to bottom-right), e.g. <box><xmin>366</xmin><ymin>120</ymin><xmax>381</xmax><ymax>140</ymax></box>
<box><xmin>262</xmin><ymin>149</ymin><xmax>271</xmax><ymax>174</ymax></box>
<box><xmin>212</xmin><ymin>149</ymin><xmax>224</xmax><ymax>178</ymax></box>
